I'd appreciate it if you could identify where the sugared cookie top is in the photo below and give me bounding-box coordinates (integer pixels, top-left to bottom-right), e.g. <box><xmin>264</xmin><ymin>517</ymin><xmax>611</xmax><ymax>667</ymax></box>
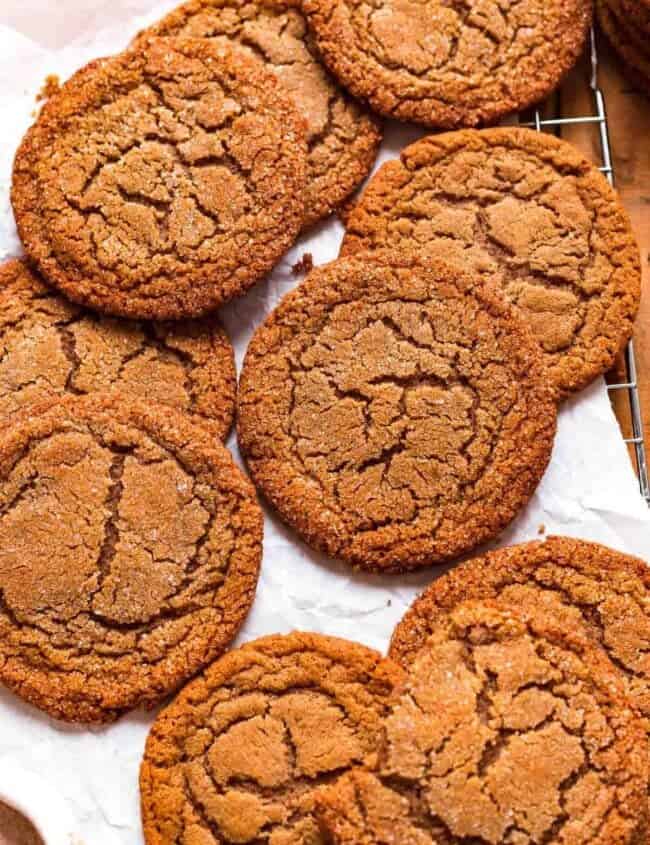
<box><xmin>238</xmin><ymin>252</ymin><xmax>556</xmax><ymax>572</ymax></box>
<box><xmin>302</xmin><ymin>0</ymin><xmax>592</xmax><ymax>127</ymax></box>
<box><xmin>318</xmin><ymin>601</ymin><xmax>649</xmax><ymax>845</ymax></box>
<box><xmin>12</xmin><ymin>37</ymin><xmax>308</xmax><ymax>319</ymax></box>
<box><xmin>143</xmin><ymin>0</ymin><xmax>382</xmax><ymax>229</ymax></box>
<box><xmin>140</xmin><ymin>632</ymin><xmax>405</xmax><ymax>845</ymax></box>
<box><xmin>0</xmin><ymin>259</ymin><xmax>236</xmax><ymax>438</ymax></box>
<box><xmin>390</xmin><ymin>536</ymin><xmax>650</xmax><ymax>722</ymax></box>
<box><xmin>0</xmin><ymin>394</ymin><xmax>263</xmax><ymax>723</ymax></box>
<box><xmin>342</xmin><ymin>128</ymin><xmax>641</xmax><ymax>398</ymax></box>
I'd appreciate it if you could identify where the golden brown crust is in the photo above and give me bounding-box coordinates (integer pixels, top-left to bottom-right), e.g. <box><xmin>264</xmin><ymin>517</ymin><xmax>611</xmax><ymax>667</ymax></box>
<box><xmin>140</xmin><ymin>631</ymin><xmax>406</xmax><ymax>845</ymax></box>
<box><xmin>140</xmin><ymin>0</ymin><xmax>383</xmax><ymax>230</ymax></box>
<box><xmin>12</xmin><ymin>37</ymin><xmax>308</xmax><ymax>320</ymax></box>
<box><xmin>320</xmin><ymin>600</ymin><xmax>649</xmax><ymax>845</ymax></box>
<box><xmin>0</xmin><ymin>259</ymin><xmax>237</xmax><ymax>439</ymax></box>
<box><xmin>598</xmin><ymin>0</ymin><xmax>650</xmax><ymax>96</ymax></box>
<box><xmin>302</xmin><ymin>0</ymin><xmax>593</xmax><ymax>127</ymax></box>
<box><xmin>238</xmin><ymin>251</ymin><xmax>557</xmax><ymax>573</ymax></box>
<box><xmin>0</xmin><ymin>393</ymin><xmax>263</xmax><ymax>723</ymax></box>
<box><xmin>341</xmin><ymin>127</ymin><xmax>641</xmax><ymax>399</ymax></box>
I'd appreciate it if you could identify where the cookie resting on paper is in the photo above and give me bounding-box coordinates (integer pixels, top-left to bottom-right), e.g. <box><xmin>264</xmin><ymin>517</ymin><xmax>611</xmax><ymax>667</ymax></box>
<box><xmin>140</xmin><ymin>631</ymin><xmax>405</xmax><ymax>845</ymax></box>
<box><xmin>0</xmin><ymin>394</ymin><xmax>263</xmax><ymax>723</ymax></box>
<box><xmin>238</xmin><ymin>252</ymin><xmax>557</xmax><ymax>572</ymax></box>
<box><xmin>11</xmin><ymin>37</ymin><xmax>308</xmax><ymax>320</ymax></box>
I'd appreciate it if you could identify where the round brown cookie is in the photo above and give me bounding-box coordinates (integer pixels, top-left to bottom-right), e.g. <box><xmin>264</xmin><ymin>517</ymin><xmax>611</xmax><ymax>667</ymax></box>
<box><xmin>598</xmin><ymin>0</ymin><xmax>650</xmax><ymax>96</ymax></box>
<box><xmin>238</xmin><ymin>252</ymin><xmax>556</xmax><ymax>573</ymax></box>
<box><xmin>301</xmin><ymin>0</ymin><xmax>592</xmax><ymax>128</ymax></box>
<box><xmin>0</xmin><ymin>259</ymin><xmax>236</xmax><ymax>439</ymax></box>
<box><xmin>322</xmin><ymin>601</ymin><xmax>649</xmax><ymax>845</ymax></box>
<box><xmin>341</xmin><ymin>128</ymin><xmax>641</xmax><ymax>399</ymax></box>
<box><xmin>12</xmin><ymin>37</ymin><xmax>308</xmax><ymax>321</ymax></box>
<box><xmin>141</xmin><ymin>0</ymin><xmax>382</xmax><ymax>230</ymax></box>
<box><xmin>139</xmin><ymin>631</ymin><xmax>406</xmax><ymax>845</ymax></box>
<box><xmin>0</xmin><ymin>393</ymin><xmax>263</xmax><ymax>723</ymax></box>
<box><xmin>390</xmin><ymin>536</ymin><xmax>650</xmax><ymax>721</ymax></box>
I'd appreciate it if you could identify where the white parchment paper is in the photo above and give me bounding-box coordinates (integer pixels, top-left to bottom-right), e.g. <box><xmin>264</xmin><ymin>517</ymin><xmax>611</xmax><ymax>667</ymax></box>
<box><xmin>0</xmin><ymin>4</ymin><xmax>649</xmax><ymax>842</ymax></box>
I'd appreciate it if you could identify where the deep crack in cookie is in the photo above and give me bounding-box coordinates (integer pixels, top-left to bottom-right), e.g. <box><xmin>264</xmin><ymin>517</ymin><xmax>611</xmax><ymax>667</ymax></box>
<box><xmin>12</xmin><ymin>37</ymin><xmax>308</xmax><ymax>320</ymax></box>
<box><xmin>237</xmin><ymin>252</ymin><xmax>557</xmax><ymax>573</ymax></box>
<box><xmin>0</xmin><ymin>394</ymin><xmax>263</xmax><ymax>723</ymax></box>
<box><xmin>0</xmin><ymin>259</ymin><xmax>236</xmax><ymax>439</ymax></box>
<box><xmin>341</xmin><ymin>128</ymin><xmax>641</xmax><ymax>399</ymax></box>
<box><xmin>140</xmin><ymin>631</ymin><xmax>405</xmax><ymax>845</ymax></box>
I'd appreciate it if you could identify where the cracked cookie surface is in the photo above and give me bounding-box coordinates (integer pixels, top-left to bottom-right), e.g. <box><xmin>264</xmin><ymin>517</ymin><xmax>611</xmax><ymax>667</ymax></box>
<box><xmin>391</xmin><ymin>536</ymin><xmax>650</xmax><ymax>725</ymax></box>
<box><xmin>0</xmin><ymin>394</ymin><xmax>263</xmax><ymax>723</ymax></box>
<box><xmin>140</xmin><ymin>631</ymin><xmax>406</xmax><ymax>845</ymax></box>
<box><xmin>238</xmin><ymin>252</ymin><xmax>556</xmax><ymax>573</ymax></box>
<box><xmin>319</xmin><ymin>602</ymin><xmax>649</xmax><ymax>845</ymax></box>
<box><xmin>143</xmin><ymin>0</ymin><xmax>382</xmax><ymax>230</ymax></box>
<box><xmin>302</xmin><ymin>0</ymin><xmax>592</xmax><ymax>127</ymax></box>
<box><xmin>315</xmin><ymin>769</ymin><xmax>434</xmax><ymax>844</ymax></box>
<box><xmin>0</xmin><ymin>259</ymin><xmax>236</xmax><ymax>439</ymax></box>
<box><xmin>11</xmin><ymin>37</ymin><xmax>308</xmax><ymax>320</ymax></box>
<box><xmin>342</xmin><ymin>128</ymin><xmax>641</xmax><ymax>398</ymax></box>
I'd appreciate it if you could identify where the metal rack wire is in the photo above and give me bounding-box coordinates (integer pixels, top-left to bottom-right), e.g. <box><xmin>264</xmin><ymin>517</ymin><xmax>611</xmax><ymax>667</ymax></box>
<box><xmin>521</xmin><ymin>29</ymin><xmax>650</xmax><ymax>504</ymax></box>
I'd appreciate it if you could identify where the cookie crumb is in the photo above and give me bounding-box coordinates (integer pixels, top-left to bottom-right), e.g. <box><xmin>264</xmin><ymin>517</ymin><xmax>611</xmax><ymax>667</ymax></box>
<box><xmin>293</xmin><ymin>253</ymin><xmax>314</xmax><ymax>275</ymax></box>
<box><xmin>538</xmin><ymin>523</ymin><xmax>546</xmax><ymax>535</ymax></box>
<box><xmin>36</xmin><ymin>74</ymin><xmax>60</xmax><ymax>102</ymax></box>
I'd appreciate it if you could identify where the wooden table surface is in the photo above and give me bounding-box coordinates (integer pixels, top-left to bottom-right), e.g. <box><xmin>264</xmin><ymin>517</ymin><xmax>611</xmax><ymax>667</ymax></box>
<box><xmin>2</xmin><ymin>4</ymin><xmax>649</xmax><ymax>462</ymax></box>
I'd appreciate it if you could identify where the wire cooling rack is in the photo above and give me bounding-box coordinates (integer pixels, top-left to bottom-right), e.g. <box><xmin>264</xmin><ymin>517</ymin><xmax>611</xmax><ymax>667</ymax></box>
<box><xmin>520</xmin><ymin>28</ymin><xmax>650</xmax><ymax>504</ymax></box>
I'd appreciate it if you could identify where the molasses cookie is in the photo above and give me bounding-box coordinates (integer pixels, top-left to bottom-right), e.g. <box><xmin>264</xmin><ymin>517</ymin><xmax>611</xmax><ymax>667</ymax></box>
<box><xmin>142</xmin><ymin>0</ymin><xmax>382</xmax><ymax>230</ymax></box>
<box><xmin>391</xmin><ymin>536</ymin><xmax>650</xmax><ymax>718</ymax></box>
<box><xmin>0</xmin><ymin>259</ymin><xmax>236</xmax><ymax>438</ymax></box>
<box><xmin>12</xmin><ymin>37</ymin><xmax>308</xmax><ymax>320</ymax></box>
<box><xmin>302</xmin><ymin>0</ymin><xmax>592</xmax><ymax>127</ymax></box>
<box><xmin>140</xmin><ymin>631</ymin><xmax>405</xmax><ymax>845</ymax></box>
<box><xmin>0</xmin><ymin>394</ymin><xmax>263</xmax><ymax>723</ymax></box>
<box><xmin>238</xmin><ymin>252</ymin><xmax>556</xmax><ymax>573</ymax></box>
<box><xmin>342</xmin><ymin>128</ymin><xmax>641</xmax><ymax>398</ymax></box>
<box><xmin>319</xmin><ymin>601</ymin><xmax>649</xmax><ymax>845</ymax></box>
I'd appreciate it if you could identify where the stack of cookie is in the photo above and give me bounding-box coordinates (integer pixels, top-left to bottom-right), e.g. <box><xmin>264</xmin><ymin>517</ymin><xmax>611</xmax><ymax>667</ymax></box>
<box><xmin>598</xmin><ymin>0</ymin><xmax>650</xmax><ymax>95</ymax></box>
<box><xmin>140</xmin><ymin>537</ymin><xmax>650</xmax><ymax>845</ymax></box>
